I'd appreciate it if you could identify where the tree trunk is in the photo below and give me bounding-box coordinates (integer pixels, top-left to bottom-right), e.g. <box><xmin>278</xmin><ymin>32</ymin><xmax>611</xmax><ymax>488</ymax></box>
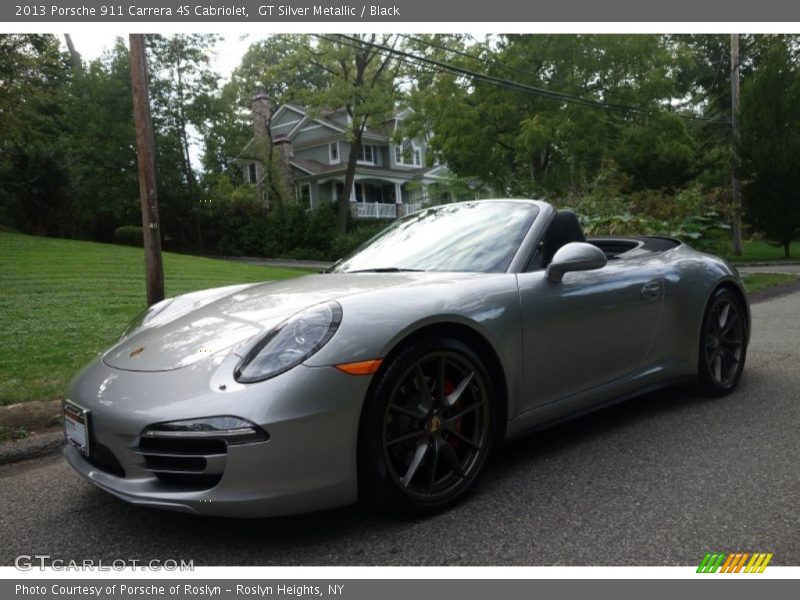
<box><xmin>339</xmin><ymin>139</ymin><xmax>361</xmax><ymax>234</ymax></box>
<box><xmin>785</xmin><ymin>242</ymin><xmax>791</xmax><ymax>259</ymax></box>
<box><xmin>730</xmin><ymin>34</ymin><xmax>744</xmax><ymax>256</ymax></box>
<box><xmin>178</xmin><ymin>121</ymin><xmax>203</xmax><ymax>249</ymax></box>
<box><xmin>174</xmin><ymin>66</ymin><xmax>203</xmax><ymax>250</ymax></box>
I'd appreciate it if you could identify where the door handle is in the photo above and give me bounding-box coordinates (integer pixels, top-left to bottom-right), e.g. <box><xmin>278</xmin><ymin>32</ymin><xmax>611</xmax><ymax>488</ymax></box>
<box><xmin>641</xmin><ymin>280</ymin><xmax>662</xmax><ymax>299</ymax></box>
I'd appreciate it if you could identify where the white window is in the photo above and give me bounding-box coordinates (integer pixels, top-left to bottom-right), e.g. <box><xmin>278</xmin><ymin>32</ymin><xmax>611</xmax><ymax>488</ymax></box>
<box><xmin>395</xmin><ymin>139</ymin><xmax>422</xmax><ymax>166</ymax></box>
<box><xmin>329</xmin><ymin>142</ymin><xmax>339</xmax><ymax>164</ymax></box>
<box><xmin>357</xmin><ymin>144</ymin><xmax>376</xmax><ymax>164</ymax></box>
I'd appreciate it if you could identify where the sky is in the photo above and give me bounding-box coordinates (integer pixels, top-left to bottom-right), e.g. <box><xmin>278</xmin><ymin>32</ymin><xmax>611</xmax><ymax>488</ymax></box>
<box><xmin>59</xmin><ymin>32</ymin><xmax>262</xmax><ymax>81</ymax></box>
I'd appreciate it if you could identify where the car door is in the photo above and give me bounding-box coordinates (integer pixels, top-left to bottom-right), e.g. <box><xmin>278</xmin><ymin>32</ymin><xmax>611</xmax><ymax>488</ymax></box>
<box><xmin>515</xmin><ymin>258</ymin><xmax>663</xmax><ymax>414</ymax></box>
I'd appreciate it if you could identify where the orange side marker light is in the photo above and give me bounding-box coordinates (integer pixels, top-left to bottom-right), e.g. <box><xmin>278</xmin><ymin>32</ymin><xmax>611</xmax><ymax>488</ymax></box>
<box><xmin>334</xmin><ymin>359</ymin><xmax>384</xmax><ymax>376</ymax></box>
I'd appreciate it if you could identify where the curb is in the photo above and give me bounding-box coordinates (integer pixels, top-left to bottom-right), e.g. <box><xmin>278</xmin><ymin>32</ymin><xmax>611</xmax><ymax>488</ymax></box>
<box><xmin>0</xmin><ymin>399</ymin><xmax>62</xmax><ymax>430</ymax></box>
<box><xmin>0</xmin><ymin>428</ymin><xmax>64</xmax><ymax>466</ymax></box>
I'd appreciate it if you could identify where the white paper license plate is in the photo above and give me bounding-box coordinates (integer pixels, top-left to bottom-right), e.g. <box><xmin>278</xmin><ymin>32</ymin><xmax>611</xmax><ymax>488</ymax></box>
<box><xmin>64</xmin><ymin>401</ymin><xmax>90</xmax><ymax>457</ymax></box>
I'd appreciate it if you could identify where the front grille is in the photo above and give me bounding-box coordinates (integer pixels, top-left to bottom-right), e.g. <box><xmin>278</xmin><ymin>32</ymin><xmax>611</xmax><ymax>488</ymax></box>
<box><xmin>135</xmin><ymin>436</ymin><xmax>227</xmax><ymax>490</ymax></box>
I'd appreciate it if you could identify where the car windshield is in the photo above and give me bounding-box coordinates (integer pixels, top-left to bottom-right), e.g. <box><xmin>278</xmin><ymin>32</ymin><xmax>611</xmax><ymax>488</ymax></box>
<box><xmin>333</xmin><ymin>201</ymin><xmax>540</xmax><ymax>274</ymax></box>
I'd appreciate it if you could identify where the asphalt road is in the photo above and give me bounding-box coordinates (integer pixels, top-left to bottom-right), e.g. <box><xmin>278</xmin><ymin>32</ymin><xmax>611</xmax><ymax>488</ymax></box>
<box><xmin>1</xmin><ymin>291</ymin><xmax>799</xmax><ymax>567</ymax></box>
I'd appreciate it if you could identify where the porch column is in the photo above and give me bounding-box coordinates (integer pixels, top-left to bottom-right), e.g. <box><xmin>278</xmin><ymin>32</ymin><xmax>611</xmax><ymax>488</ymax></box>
<box><xmin>395</xmin><ymin>182</ymin><xmax>403</xmax><ymax>204</ymax></box>
<box><xmin>350</xmin><ymin>181</ymin><xmax>356</xmax><ymax>203</ymax></box>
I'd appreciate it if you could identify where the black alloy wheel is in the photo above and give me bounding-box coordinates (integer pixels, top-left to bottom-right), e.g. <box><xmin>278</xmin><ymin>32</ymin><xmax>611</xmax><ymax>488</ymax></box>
<box><xmin>359</xmin><ymin>337</ymin><xmax>496</xmax><ymax>515</ymax></box>
<box><xmin>699</xmin><ymin>287</ymin><xmax>747</xmax><ymax>396</ymax></box>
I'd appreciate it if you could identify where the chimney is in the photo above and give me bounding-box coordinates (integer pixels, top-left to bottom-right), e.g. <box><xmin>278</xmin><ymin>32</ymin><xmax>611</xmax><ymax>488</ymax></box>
<box><xmin>274</xmin><ymin>138</ymin><xmax>294</xmax><ymax>190</ymax></box>
<box><xmin>251</xmin><ymin>91</ymin><xmax>272</xmax><ymax>140</ymax></box>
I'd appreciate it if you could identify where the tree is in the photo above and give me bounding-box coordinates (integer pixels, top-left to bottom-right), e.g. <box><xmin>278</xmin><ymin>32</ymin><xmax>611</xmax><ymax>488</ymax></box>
<box><xmin>405</xmin><ymin>34</ymin><xmax>701</xmax><ymax>197</ymax></box>
<box><xmin>293</xmin><ymin>34</ymin><xmax>403</xmax><ymax>233</ymax></box>
<box><xmin>614</xmin><ymin>112</ymin><xmax>696</xmax><ymax>191</ymax></box>
<box><xmin>203</xmin><ymin>35</ymin><xmax>331</xmax><ymax>207</ymax></box>
<box><xmin>740</xmin><ymin>37</ymin><xmax>800</xmax><ymax>258</ymax></box>
<box><xmin>146</xmin><ymin>34</ymin><xmax>220</xmax><ymax>249</ymax></box>
<box><xmin>60</xmin><ymin>38</ymin><xmax>140</xmax><ymax>240</ymax></box>
<box><xmin>0</xmin><ymin>143</ymin><xmax>70</xmax><ymax>235</ymax></box>
<box><xmin>0</xmin><ymin>35</ymin><xmax>67</xmax><ymax>146</ymax></box>
<box><xmin>0</xmin><ymin>35</ymin><xmax>72</xmax><ymax>233</ymax></box>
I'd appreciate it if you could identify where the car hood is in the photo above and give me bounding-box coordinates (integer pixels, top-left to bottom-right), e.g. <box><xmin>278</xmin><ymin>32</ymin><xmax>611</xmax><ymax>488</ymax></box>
<box><xmin>102</xmin><ymin>272</ymin><xmax>466</xmax><ymax>372</ymax></box>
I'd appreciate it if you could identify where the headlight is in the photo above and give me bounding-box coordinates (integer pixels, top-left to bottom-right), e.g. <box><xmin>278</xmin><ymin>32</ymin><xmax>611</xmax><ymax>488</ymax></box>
<box><xmin>142</xmin><ymin>416</ymin><xmax>268</xmax><ymax>445</ymax></box>
<box><xmin>119</xmin><ymin>298</ymin><xmax>174</xmax><ymax>340</ymax></box>
<box><xmin>235</xmin><ymin>301</ymin><xmax>342</xmax><ymax>383</ymax></box>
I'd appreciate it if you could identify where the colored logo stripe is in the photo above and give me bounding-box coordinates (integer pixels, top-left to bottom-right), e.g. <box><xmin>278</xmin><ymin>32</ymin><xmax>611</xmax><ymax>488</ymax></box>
<box><xmin>698</xmin><ymin>552</ymin><xmax>773</xmax><ymax>573</ymax></box>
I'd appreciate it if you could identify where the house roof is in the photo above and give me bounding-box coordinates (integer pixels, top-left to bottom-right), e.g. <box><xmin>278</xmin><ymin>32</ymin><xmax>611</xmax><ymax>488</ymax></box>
<box><xmin>237</xmin><ymin>103</ymin><xmax>430</xmax><ymax>174</ymax></box>
<box><xmin>290</xmin><ymin>157</ymin><xmax>430</xmax><ymax>180</ymax></box>
<box><xmin>273</xmin><ymin>102</ymin><xmax>412</xmax><ymax>139</ymax></box>
<box><xmin>275</xmin><ymin>103</ymin><xmax>347</xmax><ymax>135</ymax></box>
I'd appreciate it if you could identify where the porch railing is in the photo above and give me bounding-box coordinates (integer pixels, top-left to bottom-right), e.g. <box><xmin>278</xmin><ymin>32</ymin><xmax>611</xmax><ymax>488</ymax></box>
<box><xmin>353</xmin><ymin>202</ymin><xmax>425</xmax><ymax>219</ymax></box>
<box><xmin>397</xmin><ymin>203</ymin><xmax>422</xmax><ymax>217</ymax></box>
<box><xmin>355</xmin><ymin>202</ymin><xmax>397</xmax><ymax>219</ymax></box>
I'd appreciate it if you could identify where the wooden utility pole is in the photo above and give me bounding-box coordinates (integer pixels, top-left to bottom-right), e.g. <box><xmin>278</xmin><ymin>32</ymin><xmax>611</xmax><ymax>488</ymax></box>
<box><xmin>730</xmin><ymin>34</ymin><xmax>743</xmax><ymax>256</ymax></box>
<box><xmin>129</xmin><ymin>34</ymin><xmax>165</xmax><ymax>306</ymax></box>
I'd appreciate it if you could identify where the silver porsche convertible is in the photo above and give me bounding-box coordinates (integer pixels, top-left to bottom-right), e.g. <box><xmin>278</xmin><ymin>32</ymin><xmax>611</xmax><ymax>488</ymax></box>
<box><xmin>63</xmin><ymin>200</ymin><xmax>749</xmax><ymax>517</ymax></box>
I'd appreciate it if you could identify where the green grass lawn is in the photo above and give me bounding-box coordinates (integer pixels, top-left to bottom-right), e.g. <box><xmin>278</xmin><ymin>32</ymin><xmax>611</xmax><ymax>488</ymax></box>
<box><xmin>741</xmin><ymin>272</ymin><xmax>800</xmax><ymax>295</ymax></box>
<box><xmin>0</xmin><ymin>232</ymin><xmax>311</xmax><ymax>406</ymax></box>
<box><xmin>726</xmin><ymin>240</ymin><xmax>800</xmax><ymax>262</ymax></box>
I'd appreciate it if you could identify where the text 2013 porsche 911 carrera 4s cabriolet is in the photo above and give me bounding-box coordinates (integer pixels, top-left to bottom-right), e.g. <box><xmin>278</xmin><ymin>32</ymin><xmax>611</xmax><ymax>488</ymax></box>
<box><xmin>63</xmin><ymin>200</ymin><xmax>749</xmax><ymax>517</ymax></box>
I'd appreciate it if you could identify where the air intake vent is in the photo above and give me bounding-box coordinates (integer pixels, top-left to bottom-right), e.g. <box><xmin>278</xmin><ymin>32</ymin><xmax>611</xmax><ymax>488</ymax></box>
<box><xmin>135</xmin><ymin>436</ymin><xmax>227</xmax><ymax>490</ymax></box>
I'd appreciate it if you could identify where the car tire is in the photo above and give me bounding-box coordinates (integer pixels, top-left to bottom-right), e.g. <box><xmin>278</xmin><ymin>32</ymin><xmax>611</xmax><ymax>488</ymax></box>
<box><xmin>698</xmin><ymin>287</ymin><xmax>748</xmax><ymax>396</ymax></box>
<box><xmin>358</xmin><ymin>336</ymin><xmax>496</xmax><ymax>516</ymax></box>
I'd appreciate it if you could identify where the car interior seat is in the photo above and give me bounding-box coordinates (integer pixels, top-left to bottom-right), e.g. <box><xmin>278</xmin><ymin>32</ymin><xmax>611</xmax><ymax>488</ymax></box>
<box><xmin>538</xmin><ymin>210</ymin><xmax>587</xmax><ymax>267</ymax></box>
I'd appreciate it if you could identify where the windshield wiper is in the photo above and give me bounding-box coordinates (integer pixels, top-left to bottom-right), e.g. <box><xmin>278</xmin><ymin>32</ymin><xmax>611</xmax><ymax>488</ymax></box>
<box><xmin>345</xmin><ymin>267</ymin><xmax>427</xmax><ymax>273</ymax></box>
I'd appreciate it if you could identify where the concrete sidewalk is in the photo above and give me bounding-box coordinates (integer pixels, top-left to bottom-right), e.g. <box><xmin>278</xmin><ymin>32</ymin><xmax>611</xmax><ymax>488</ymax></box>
<box><xmin>739</xmin><ymin>264</ymin><xmax>800</xmax><ymax>275</ymax></box>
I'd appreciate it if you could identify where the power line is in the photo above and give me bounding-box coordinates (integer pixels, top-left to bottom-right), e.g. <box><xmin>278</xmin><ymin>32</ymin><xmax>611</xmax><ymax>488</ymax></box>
<box><xmin>399</xmin><ymin>34</ymin><xmax>558</xmax><ymax>87</ymax></box>
<box><xmin>316</xmin><ymin>34</ymin><xmax>728</xmax><ymax>125</ymax></box>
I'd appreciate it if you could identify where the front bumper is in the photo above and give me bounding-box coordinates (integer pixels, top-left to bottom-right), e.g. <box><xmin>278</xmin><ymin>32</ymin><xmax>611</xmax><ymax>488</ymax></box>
<box><xmin>63</xmin><ymin>355</ymin><xmax>372</xmax><ymax>517</ymax></box>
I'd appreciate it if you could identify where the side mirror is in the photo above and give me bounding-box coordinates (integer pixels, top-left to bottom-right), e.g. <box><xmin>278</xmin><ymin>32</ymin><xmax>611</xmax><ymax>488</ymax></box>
<box><xmin>546</xmin><ymin>242</ymin><xmax>607</xmax><ymax>283</ymax></box>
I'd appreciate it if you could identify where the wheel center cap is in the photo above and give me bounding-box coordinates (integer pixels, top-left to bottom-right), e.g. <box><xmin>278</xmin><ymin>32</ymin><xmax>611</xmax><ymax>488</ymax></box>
<box><xmin>428</xmin><ymin>416</ymin><xmax>442</xmax><ymax>433</ymax></box>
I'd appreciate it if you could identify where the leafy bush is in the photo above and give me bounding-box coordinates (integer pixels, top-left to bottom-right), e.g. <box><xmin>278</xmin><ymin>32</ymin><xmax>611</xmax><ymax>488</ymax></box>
<box><xmin>114</xmin><ymin>225</ymin><xmax>144</xmax><ymax>246</ymax></box>
<box><xmin>330</xmin><ymin>221</ymin><xmax>388</xmax><ymax>261</ymax></box>
<box><xmin>560</xmin><ymin>162</ymin><xmax>732</xmax><ymax>253</ymax></box>
<box><xmin>579</xmin><ymin>211</ymin><xmax>730</xmax><ymax>252</ymax></box>
<box><xmin>197</xmin><ymin>180</ymin><xmax>393</xmax><ymax>261</ymax></box>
